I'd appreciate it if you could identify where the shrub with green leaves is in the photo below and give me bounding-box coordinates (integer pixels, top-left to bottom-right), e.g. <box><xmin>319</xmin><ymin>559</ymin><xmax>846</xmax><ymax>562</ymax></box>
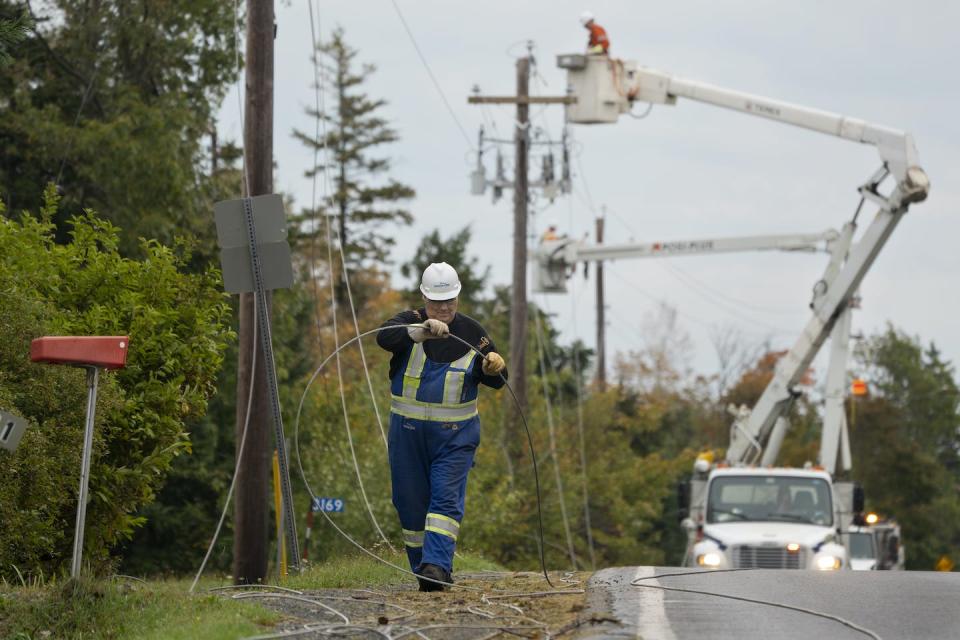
<box><xmin>0</xmin><ymin>187</ymin><xmax>232</xmax><ymax>579</ymax></box>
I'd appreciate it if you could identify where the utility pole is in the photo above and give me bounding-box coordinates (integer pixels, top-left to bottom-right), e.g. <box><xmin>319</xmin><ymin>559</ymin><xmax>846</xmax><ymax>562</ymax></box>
<box><xmin>595</xmin><ymin>209</ymin><xmax>606</xmax><ymax>391</ymax></box>
<box><xmin>234</xmin><ymin>0</ymin><xmax>274</xmax><ymax>585</ymax></box>
<box><xmin>510</xmin><ymin>56</ymin><xmax>530</xmax><ymax>420</ymax></box>
<box><xmin>467</xmin><ymin>60</ymin><xmax>575</xmax><ymax>463</ymax></box>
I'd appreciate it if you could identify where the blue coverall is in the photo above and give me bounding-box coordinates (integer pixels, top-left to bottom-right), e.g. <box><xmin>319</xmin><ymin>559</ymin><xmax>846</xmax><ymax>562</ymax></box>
<box><xmin>378</xmin><ymin>311</ymin><xmax>504</xmax><ymax>574</ymax></box>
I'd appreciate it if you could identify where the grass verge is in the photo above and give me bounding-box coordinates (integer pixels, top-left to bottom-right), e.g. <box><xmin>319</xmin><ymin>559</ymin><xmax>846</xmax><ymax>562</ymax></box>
<box><xmin>0</xmin><ymin>576</ymin><xmax>279</xmax><ymax>640</ymax></box>
<box><xmin>0</xmin><ymin>551</ymin><xmax>504</xmax><ymax>639</ymax></box>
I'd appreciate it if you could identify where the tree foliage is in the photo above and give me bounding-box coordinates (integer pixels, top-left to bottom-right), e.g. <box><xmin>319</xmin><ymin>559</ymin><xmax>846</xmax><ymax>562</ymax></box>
<box><xmin>0</xmin><ymin>190</ymin><xmax>232</xmax><ymax>578</ymax></box>
<box><xmin>399</xmin><ymin>226</ymin><xmax>491</xmax><ymax>312</ymax></box>
<box><xmin>851</xmin><ymin>326</ymin><xmax>960</xmax><ymax>569</ymax></box>
<box><xmin>0</xmin><ymin>0</ymin><xmax>239</xmax><ymax>256</ymax></box>
<box><xmin>0</xmin><ymin>8</ymin><xmax>29</xmax><ymax>67</ymax></box>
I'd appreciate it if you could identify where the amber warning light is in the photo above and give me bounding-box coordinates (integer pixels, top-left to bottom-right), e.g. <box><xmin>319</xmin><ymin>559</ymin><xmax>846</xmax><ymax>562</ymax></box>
<box><xmin>851</xmin><ymin>379</ymin><xmax>868</xmax><ymax>396</ymax></box>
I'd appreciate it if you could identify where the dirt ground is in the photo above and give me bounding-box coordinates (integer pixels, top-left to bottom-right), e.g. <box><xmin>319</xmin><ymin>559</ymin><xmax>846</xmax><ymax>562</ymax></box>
<box><xmin>217</xmin><ymin>571</ymin><xmax>613</xmax><ymax>639</ymax></box>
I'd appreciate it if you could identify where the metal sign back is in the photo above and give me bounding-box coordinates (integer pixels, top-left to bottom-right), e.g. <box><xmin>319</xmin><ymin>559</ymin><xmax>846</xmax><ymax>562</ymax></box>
<box><xmin>214</xmin><ymin>194</ymin><xmax>294</xmax><ymax>294</ymax></box>
<box><xmin>213</xmin><ymin>193</ymin><xmax>301</xmax><ymax>570</ymax></box>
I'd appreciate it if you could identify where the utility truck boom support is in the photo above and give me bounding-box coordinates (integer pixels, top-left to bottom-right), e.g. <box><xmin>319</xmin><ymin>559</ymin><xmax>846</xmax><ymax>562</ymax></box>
<box><xmin>556</xmin><ymin>52</ymin><xmax>928</xmax><ymax>466</ymax></box>
<box><xmin>557</xmin><ymin>51</ymin><xmax>929</xmax><ymax>570</ymax></box>
<box><xmin>535</xmin><ymin>229</ymin><xmax>840</xmax><ymax>294</ymax></box>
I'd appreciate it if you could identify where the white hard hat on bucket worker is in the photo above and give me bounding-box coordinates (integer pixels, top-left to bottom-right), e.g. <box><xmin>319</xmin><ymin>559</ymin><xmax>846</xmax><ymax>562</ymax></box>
<box><xmin>579</xmin><ymin>10</ymin><xmax>595</xmax><ymax>26</ymax></box>
<box><xmin>420</xmin><ymin>262</ymin><xmax>462</xmax><ymax>301</ymax></box>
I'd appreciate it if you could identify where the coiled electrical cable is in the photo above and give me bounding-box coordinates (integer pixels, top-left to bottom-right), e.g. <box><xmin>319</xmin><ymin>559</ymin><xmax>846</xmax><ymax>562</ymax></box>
<box><xmin>294</xmin><ymin>323</ymin><xmax>556</xmax><ymax>590</ymax></box>
<box><xmin>189</xmin><ymin>298</ymin><xmax>259</xmax><ymax>593</ymax></box>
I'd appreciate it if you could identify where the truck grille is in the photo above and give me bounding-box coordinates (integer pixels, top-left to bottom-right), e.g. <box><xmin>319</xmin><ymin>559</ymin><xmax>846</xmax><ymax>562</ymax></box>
<box><xmin>733</xmin><ymin>545</ymin><xmax>805</xmax><ymax>569</ymax></box>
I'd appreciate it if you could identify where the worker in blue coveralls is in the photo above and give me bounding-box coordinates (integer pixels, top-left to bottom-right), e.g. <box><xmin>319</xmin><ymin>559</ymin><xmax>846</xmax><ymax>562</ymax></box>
<box><xmin>377</xmin><ymin>262</ymin><xmax>507</xmax><ymax>592</ymax></box>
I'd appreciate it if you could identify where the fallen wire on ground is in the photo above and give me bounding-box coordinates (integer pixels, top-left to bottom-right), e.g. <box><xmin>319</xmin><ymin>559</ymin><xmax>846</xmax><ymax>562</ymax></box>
<box><xmin>630</xmin><ymin>570</ymin><xmax>883</xmax><ymax>640</ymax></box>
<box><xmin>213</xmin><ymin>572</ymin><xmax>599</xmax><ymax>639</ymax></box>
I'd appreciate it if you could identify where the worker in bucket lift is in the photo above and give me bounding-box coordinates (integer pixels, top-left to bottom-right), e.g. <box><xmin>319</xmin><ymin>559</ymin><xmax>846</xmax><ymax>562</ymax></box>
<box><xmin>377</xmin><ymin>262</ymin><xmax>507</xmax><ymax>592</ymax></box>
<box><xmin>580</xmin><ymin>11</ymin><xmax>610</xmax><ymax>55</ymax></box>
<box><xmin>540</xmin><ymin>220</ymin><xmax>562</xmax><ymax>243</ymax></box>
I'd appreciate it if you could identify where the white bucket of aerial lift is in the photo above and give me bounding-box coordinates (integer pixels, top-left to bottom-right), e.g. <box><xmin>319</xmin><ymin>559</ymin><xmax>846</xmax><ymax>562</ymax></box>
<box><xmin>558</xmin><ymin>54</ymin><xmax>674</xmax><ymax>124</ymax></box>
<box><xmin>420</xmin><ymin>262</ymin><xmax>462</xmax><ymax>300</ymax></box>
<box><xmin>533</xmin><ymin>238</ymin><xmax>577</xmax><ymax>294</ymax></box>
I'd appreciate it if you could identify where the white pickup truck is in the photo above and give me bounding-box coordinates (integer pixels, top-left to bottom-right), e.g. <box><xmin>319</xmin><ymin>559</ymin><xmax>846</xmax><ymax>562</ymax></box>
<box><xmin>848</xmin><ymin>520</ymin><xmax>905</xmax><ymax>571</ymax></box>
<box><xmin>683</xmin><ymin>466</ymin><xmax>851</xmax><ymax>571</ymax></box>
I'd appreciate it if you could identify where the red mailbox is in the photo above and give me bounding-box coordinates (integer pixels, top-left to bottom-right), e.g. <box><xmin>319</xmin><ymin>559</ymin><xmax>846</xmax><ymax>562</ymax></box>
<box><xmin>30</xmin><ymin>336</ymin><xmax>129</xmax><ymax>369</ymax></box>
<box><xmin>28</xmin><ymin>335</ymin><xmax>129</xmax><ymax>578</ymax></box>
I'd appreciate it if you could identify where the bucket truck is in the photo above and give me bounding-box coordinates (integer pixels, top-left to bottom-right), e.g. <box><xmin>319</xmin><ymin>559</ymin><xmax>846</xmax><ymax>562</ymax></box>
<box><xmin>556</xmin><ymin>53</ymin><xmax>929</xmax><ymax>570</ymax></box>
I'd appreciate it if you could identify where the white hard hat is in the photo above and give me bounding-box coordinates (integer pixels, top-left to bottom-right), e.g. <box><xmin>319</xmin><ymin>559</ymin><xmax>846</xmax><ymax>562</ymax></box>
<box><xmin>547</xmin><ymin>219</ymin><xmax>559</xmax><ymax>229</ymax></box>
<box><xmin>579</xmin><ymin>10</ymin><xmax>594</xmax><ymax>25</ymax></box>
<box><xmin>420</xmin><ymin>262</ymin><xmax>462</xmax><ymax>301</ymax></box>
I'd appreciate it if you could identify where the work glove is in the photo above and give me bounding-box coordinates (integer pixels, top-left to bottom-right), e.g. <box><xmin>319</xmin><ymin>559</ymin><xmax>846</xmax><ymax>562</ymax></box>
<box><xmin>407</xmin><ymin>319</ymin><xmax>449</xmax><ymax>343</ymax></box>
<box><xmin>424</xmin><ymin>319</ymin><xmax>449</xmax><ymax>338</ymax></box>
<box><xmin>482</xmin><ymin>352</ymin><xmax>506</xmax><ymax>376</ymax></box>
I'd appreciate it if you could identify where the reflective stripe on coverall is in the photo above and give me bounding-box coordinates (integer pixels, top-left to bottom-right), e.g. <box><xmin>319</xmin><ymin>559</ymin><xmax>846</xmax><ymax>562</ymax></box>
<box><xmin>388</xmin><ymin>342</ymin><xmax>480</xmax><ymax>573</ymax></box>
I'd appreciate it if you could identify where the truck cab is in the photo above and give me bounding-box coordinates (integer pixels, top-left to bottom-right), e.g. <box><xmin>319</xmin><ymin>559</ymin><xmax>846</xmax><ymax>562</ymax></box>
<box><xmin>847</xmin><ymin>519</ymin><xmax>905</xmax><ymax>571</ymax></box>
<box><xmin>847</xmin><ymin>527</ymin><xmax>879</xmax><ymax>570</ymax></box>
<box><xmin>686</xmin><ymin>467</ymin><xmax>848</xmax><ymax>571</ymax></box>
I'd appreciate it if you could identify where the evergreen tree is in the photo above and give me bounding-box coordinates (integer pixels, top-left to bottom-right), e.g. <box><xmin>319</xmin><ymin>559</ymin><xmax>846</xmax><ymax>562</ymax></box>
<box><xmin>294</xmin><ymin>26</ymin><xmax>414</xmax><ymax>304</ymax></box>
<box><xmin>0</xmin><ymin>8</ymin><xmax>29</xmax><ymax>67</ymax></box>
<box><xmin>400</xmin><ymin>226</ymin><xmax>490</xmax><ymax>311</ymax></box>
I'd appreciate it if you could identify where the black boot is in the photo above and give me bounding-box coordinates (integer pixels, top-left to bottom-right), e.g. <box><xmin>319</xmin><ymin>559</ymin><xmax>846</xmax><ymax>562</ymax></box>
<box><xmin>416</xmin><ymin>563</ymin><xmax>451</xmax><ymax>592</ymax></box>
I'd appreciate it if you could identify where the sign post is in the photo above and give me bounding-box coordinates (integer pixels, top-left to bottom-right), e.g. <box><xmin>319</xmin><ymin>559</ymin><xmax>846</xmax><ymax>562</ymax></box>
<box><xmin>30</xmin><ymin>336</ymin><xmax>130</xmax><ymax>578</ymax></box>
<box><xmin>214</xmin><ymin>194</ymin><xmax>300</xmax><ymax>571</ymax></box>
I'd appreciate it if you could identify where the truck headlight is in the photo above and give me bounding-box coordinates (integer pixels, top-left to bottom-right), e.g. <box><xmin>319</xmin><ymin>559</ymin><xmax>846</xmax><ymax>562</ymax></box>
<box><xmin>697</xmin><ymin>552</ymin><xmax>723</xmax><ymax>568</ymax></box>
<box><xmin>816</xmin><ymin>555</ymin><xmax>842</xmax><ymax>571</ymax></box>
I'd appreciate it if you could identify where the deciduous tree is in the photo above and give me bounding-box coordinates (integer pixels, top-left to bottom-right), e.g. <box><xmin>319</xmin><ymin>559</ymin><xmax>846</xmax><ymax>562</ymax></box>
<box><xmin>0</xmin><ymin>189</ymin><xmax>231</xmax><ymax>578</ymax></box>
<box><xmin>0</xmin><ymin>0</ymin><xmax>239</xmax><ymax>256</ymax></box>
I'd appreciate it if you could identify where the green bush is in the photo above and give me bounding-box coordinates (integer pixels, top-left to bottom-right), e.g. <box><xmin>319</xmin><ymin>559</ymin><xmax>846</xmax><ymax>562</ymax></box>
<box><xmin>0</xmin><ymin>188</ymin><xmax>232</xmax><ymax>579</ymax></box>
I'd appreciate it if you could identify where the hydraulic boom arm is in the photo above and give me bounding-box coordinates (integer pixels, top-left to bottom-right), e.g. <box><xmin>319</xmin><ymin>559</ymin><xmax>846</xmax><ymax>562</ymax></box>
<box><xmin>558</xmin><ymin>54</ymin><xmax>930</xmax><ymax>191</ymax></box>
<box><xmin>729</xmin><ymin>167</ymin><xmax>923</xmax><ymax>464</ymax></box>
<box><xmin>534</xmin><ymin>229</ymin><xmax>840</xmax><ymax>294</ymax></box>
<box><xmin>557</xmin><ymin>54</ymin><xmax>930</xmax><ymax>465</ymax></box>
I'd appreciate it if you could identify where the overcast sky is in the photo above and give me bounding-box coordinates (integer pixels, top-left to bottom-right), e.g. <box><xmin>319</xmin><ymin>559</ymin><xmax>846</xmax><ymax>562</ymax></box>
<box><xmin>218</xmin><ymin>0</ymin><xmax>960</xmax><ymax>384</ymax></box>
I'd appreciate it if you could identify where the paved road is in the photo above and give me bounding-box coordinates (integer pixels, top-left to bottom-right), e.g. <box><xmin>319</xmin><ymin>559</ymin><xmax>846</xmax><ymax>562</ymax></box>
<box><xmin>577</xmin><ymin>566</ymin><xmax>960</xmax><ymax>639</ymax></box>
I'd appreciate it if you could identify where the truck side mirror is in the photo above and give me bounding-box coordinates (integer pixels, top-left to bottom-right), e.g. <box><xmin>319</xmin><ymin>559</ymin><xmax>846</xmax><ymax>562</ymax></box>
<box><xmin>677</xmin><ymin>480</ymin><xmax>690</xmax><ymax>522</ymax></box>
<box><xmin>853</xmin><ymin>484</ymin><xmax>865</xmax><ymax>513</ymax></box>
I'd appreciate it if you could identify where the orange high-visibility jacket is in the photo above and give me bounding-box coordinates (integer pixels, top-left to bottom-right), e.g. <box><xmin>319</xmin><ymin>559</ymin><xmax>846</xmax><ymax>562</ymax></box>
<box><xmin>587</xmin><ymin>23</ymin><xmax>610</xmax><ymax>53</ymax></box>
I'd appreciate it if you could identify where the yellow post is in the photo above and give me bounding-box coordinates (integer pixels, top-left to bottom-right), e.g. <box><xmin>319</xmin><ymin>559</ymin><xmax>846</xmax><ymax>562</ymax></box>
<box><xmin>272</xmin><ymin>450</ymin><xmax>287</xmax><ymax>578</ymax></box>
<box><xmin>935</xmin><ymin>555</ymin><xmax>954</xmax><ymax>572</ymax></box>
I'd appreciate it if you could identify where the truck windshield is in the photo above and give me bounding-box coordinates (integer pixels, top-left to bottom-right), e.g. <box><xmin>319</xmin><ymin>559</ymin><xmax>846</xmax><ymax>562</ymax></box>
<box><xmin>848</xmin><ymin>532</ymin><xmax>876</xmax><ymax>559</ymax></box>
<box><xmin>706</xmin><ymin>475</ymin><xmax>833</xmax><ymax>526</ymax></box>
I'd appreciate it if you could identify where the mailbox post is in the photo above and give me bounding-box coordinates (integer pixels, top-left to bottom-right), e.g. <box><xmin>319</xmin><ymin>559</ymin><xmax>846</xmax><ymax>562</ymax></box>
<box><xmin>30</xmin><ymin>336</ymin><xmax>130</xmax><ymax>578</ymax></box>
